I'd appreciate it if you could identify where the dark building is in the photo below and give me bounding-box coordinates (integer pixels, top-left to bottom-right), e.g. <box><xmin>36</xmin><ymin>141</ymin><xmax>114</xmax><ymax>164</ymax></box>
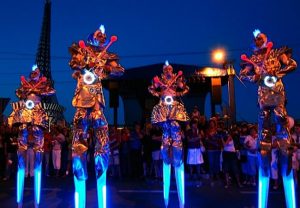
<box><xmin>103</xmin><ymin>63</ymin><xmax>233</xmax><ymax>126</ymax></box>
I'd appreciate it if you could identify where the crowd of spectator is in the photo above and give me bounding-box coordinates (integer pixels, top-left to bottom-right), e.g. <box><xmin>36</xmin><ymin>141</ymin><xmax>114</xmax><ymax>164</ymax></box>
<box><xmin>0</xmin><ymin>124</ymin><xmax>71</xmax><ymax>180</ymax></box>
<box><xmin>1</xmin><ymin>106</ymin><xmax>300</xmax><ymax>190</ymax></box>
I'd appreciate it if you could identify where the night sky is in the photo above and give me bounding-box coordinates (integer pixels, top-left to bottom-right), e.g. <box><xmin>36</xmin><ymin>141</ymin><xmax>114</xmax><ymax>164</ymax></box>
<box><xmin>1</xmin><ymin>0</ymin><xmax>300</xmax><ymax>124</ymax></box>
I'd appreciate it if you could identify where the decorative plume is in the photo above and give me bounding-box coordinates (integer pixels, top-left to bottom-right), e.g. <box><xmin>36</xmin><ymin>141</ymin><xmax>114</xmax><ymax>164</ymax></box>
<box><xmin>32</xmin><ymin>64</ymin><xmax>38</xmax><ymax>71</ymax></box>
<box><xmin>99</xmin><ymin>25</ymin><xmax>105</xmax><ymax>34</ymax></box>
<box><xmin>165</xmin><ymin>60</ymin><xmax>169</xmax><ymax>66</ymax></box>
<box><xmin>253</xmin><ymin>29</ymin><xmax>261</xmax><ymax>38</ymax></box>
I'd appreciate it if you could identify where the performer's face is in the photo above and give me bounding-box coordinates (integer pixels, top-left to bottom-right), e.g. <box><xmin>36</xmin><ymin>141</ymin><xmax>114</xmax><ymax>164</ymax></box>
<box><xmin>163</xmin><ymin>66</ymin><xmax>173</xmax><ymax>78</ymax></box>
<box><xmin>94</xmin><ymin>31</ymin><xmax>107</xmax><ymax>45</ymax></box>
<box><xmin>254</xmin><ymin>36</ymin><xmax>264</xmax><ymax>49</ymax></box>
<box><xmin>30</xmin><ymin>69</ymin><xmax>40</xmax><ymax>81</ymax></box>
<box><xmin>254</xmin><ymin>33</ymin><xmax>267</xmax><ymax>49</ymax></box>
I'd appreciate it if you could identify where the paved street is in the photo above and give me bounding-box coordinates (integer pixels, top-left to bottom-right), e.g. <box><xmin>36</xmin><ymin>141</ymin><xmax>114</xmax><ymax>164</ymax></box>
<box><xmin>0</xmin><ymin>174</ymin><xmax>299</xmax><ymax>208</ymax></box>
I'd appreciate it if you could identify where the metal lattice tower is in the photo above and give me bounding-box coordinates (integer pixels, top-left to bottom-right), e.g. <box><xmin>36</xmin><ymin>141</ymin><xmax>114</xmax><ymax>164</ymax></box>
<box><xmin>35</xmin><ymin>0</ymin><xmax>65</xmax><ymax>123</ymax></box>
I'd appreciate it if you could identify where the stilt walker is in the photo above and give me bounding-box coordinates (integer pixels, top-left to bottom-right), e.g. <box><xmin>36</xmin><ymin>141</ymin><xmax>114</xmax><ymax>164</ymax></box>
<box><xmin>148</xmin><ymin>61</ymin><xmax>189</xmax><ymax>208</ymax></box>
<box><xmin>8</xmin><ymin>65</ymin><xmax>55</xmax><ymax>208</ymax></box>
<box><xmin>69</xmin><ymin>25</ymin><xmax>124</xmax><ymax>208</ymax></box>
<box><xmin>240</xmin><ymin>29</ymin><xmax>297</xmax><ymax>208</ymax></box>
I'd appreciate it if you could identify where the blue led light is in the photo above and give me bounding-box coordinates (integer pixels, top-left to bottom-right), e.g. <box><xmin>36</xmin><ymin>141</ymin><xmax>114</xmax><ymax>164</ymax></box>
<box><xmin>97</xmin><ymin>171</ymin><xmax>107</xmax><ymax>208</ymax></box>
<box><xmin>258</xmin><ymin>167</ymin><xmax>270</xmax><ymax>208</ymax></box>
<box><xmin>74</xmin><ymin>176</ymin><xmax>86</xmax><ymax>208</ymax></box>
<box><xmin>175</xmin><ymin>163</ymin><xmax>185</xmax><ymax>208</ymax></box>
<box><xmin>283</xmin><ymin>172</ymin><xmax>296</xmax><ymax>208</ymax></box>
<box><xmin>17</xmin><ymin>168</ymin><xmax>25</xmax><ymax>203</ymax></box>
<box><xmin>163</xmin><ymin>162</ymin><xmax>171</xmax><ymax>207</ymax></box>
<box><xmin>34</xmin><ymin>165</ymin><xmax>42</xmax><ymax>205</ymax></box>
<box><xmin>75</xmin><ymin>191</ymin><xmax>79</xmax><ymax>208</ymax></box>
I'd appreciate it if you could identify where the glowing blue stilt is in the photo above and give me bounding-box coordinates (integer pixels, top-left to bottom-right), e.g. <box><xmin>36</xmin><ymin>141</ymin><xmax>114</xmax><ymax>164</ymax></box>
<box><xmin>96</xmin><ymin>170</ymin><xmax>107</xmax><ymax>208</ymax></box>
<box><xmin>163</xmin><ymin>162</ymin><xmax>171</xmax><ymax>207</ymax></box>
<box><xmin>34</xmin><ymin>165</ymin><xmax>42</xmax><ymax>207</ymax></box>
<box><xmin>74</xmin><ymin>176</ymin><xmax>86</xmax><ymax>208</ymax></box>
<box><xmin>258</xmin><ymin>167</ymin><xmax>270</xmax><ymax>208</ymax></box>
<box><xmin>282</xmin><ymin>172</ymin><xmax>296</xmax><ymax>208</ymax></box>
<box><xmin>175</xmin><ymin>163</ymin><xmax>185</xmax><ymax>208</ymax></box>
<box><xmin>17</xmin><ymin>168</ymin><xmax>25</xmax><ymax>207</ymax></box>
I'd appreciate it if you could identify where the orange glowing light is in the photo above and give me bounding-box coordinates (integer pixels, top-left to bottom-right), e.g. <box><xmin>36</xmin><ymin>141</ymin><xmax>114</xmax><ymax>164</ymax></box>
<box><xmin>212</xmin><ymin>48</ymin><xmax>226</xmax><ymax>64</ymax></box>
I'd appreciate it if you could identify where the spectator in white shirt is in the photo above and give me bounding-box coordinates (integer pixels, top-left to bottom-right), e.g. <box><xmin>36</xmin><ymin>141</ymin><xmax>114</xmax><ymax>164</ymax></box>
<box><xmin>244</xmin><ymin>126</ymin><xmax>258</xmax><ymax>186</ymax></box>
<box><xmin>52</xmin><ymin>126</ymin><xmax>65</xmax><ymax>177</ymax></box>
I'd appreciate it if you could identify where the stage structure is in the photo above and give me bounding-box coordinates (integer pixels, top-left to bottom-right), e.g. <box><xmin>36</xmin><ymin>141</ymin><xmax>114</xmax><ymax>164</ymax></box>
<box><xmin>103</xmin><ymin>63</ymin><xmax>236</xmax><ymax>126</ymax></box>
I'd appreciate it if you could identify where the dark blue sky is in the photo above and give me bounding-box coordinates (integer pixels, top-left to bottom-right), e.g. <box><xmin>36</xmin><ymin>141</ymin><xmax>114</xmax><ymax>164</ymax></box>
<box><xmin>1</xmin><ymin>0</ymin><xmax>300</xmax><ymax>123</ymax></box>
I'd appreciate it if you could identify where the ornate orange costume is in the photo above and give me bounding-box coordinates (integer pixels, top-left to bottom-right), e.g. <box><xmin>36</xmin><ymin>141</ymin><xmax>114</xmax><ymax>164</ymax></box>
<box><xmin>9</xmin><ymin>65</ymin><xmax>55</xmax><ymax>208</ymax></box>
<box><xmin>240</xmin><ymin>30</ymin><xmax>297</xmax><ymax>208</ymax></box>
<box><xmin>69</xmin><ymin>25</ymin><xmax>124</xmax><ymax>208</ymax></box>
<box><xmin>148</xmin><ymin>61</ymin><xmax>189</xmax><ymax>208</ymax></box>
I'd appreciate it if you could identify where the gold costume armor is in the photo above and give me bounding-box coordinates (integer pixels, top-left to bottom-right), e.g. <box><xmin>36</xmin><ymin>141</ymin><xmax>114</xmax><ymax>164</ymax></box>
<box><xmin>9</xmin><ymin>76</ymin><xmax>55</xmax><ymax>128</ymax></box>
<box><xmin>148</xmin><ymin>62</ymin><xmax>188</xmax><ymax>208</ymax></box>
<box><xmin>9</xmin><ymin>101</ymin><xmax>48</xmax><ymax>128</ymax></box>
<box><xmin>240</xmin><ymin>30</ymin><xmax>297</xmax><ymax>208</ymax></box>
<box><xmin>8</xmin><ymin>65</ymin><xmax>55</xmax><ymax>207</ymax></box>
<box><xmin>151</xmin><ymin>100</ymin><xmax>189</xmax><ymax>123</ymax></box>
<box><xmin>69</xmin><ymin>25</ymin><xmax>124</xmax><ymax>208</ymax></box>
<box><xmin>69</xmin><ymin>36</ymin><xmax>124</xmax><ymax>157</ymax></box>
<box><xmin>72</xmin><ymin>77</ymin><xmax>105</xmax><ymax>108</ymax></box>
<box><xmin>149</xmin><ymin>68</ymin><xmax>189</xmax><ymax>124</ymax></box>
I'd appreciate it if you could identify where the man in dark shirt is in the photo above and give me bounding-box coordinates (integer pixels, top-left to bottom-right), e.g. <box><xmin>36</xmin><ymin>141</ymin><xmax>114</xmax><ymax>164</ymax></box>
<box><xmin>3</xmin><ymin>126</ymin><xmax>18</xmax><ymax>180</ymax></box>
<box><xmin>129</xmin><ymin>122</ymin><xmax>143</xmax><ymax>178</ymax></box>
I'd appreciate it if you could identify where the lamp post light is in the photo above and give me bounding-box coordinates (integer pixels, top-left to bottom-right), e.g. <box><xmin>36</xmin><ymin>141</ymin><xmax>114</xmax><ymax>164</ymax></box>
<box><xmin>210</xmin><ymin>48</ymin><xmax>226</xmax><ymax>117</ymax></box>
<box><xmin>212</xmin><ymin>48</ymin><xmax>226</xmax><ymax>65</ymax></box>
<box><xmin>196</xmin><ymin>48</ymin><xmax>236</xmax><ymax>123</ymax></box>
<box><xmin>226</xmin><ymin>63</ymin><xmax>236</xmax><ymax>123</ymax></box>
<box><xmin>211</xmin><ymin>48</ymin><xmax>236</xmax><ymax>124</ymax></box>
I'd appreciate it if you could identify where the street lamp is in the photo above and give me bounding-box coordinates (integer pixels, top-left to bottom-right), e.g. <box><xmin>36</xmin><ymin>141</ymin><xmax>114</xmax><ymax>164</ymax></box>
<box><xmin>211</xmin><ymin>48</ymin><xmax>236</xmax><ymax>123</ymax></box>
<box><xmin>195</xmin><ymin>48</ymin><xmax>236</xmax><ymax>123</ymax></box>
<box><xmin>208</xmin><ymin>48</ymin><xmax>227</xmax><ymax>116</ymax></box>
<box><xmin>212</xmin><ymin>48</ymin><xmax>226</xmax><ymax>65</ymax></box>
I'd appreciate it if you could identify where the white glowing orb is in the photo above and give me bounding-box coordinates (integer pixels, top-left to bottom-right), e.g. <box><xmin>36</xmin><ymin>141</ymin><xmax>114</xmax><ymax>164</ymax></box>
<box><xmin>164</xmin><ymin>96</ymin><xmax>174</xmax><ymax>105</ymax></box>
<box><xmin>83</xmin><ymin>70</ymin><xmax>96</xmax><ymax>84</ymax></box>
<box><xmin>264</xmin><ymin>75</ymin><xmax>277</xmax><ymax>88</ymax></box>
<box><xmin>25</xmin><ymin>100</ymin><xmax>35</xmax><ymax>110</ymax></box>
<box><xmin>165</xmin><ymin>60</ymin><xmax>169</xmax><ymax>66</ymax></box>
<box><xmin>253</xmin><ymin>29</ymin><xmax>261</xmax><ymax>38</ymax></box>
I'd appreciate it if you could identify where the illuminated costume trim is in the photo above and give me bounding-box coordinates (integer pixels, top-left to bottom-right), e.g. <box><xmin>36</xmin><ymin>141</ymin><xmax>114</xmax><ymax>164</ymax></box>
<box><xmin>148</xmin><ymin>61</ymin><xmax>189</xmax><ymax>208</ymax></box>
<box><xmin>151</xmin><ymin>100</ymin><xmax>189</xmax><ymax>123</ymax></box>
<box><xmin>8</xmin><ymin>65</ymin><xmax>55</xmax><ymax>208</ymax></box>
<box><xmin>69</xmin><ymin>25</ymin><xmax>124</xmax><ymax>208</ymax></box>
<box><xmin>240</xmin><ymin>30</ymin><xmax>297</xmax><ymax>208</ymax></box>
<box><xmin>9</xmin><ymin>102</ymin><xmax>48</xmax><ymax>128</ymax></box>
